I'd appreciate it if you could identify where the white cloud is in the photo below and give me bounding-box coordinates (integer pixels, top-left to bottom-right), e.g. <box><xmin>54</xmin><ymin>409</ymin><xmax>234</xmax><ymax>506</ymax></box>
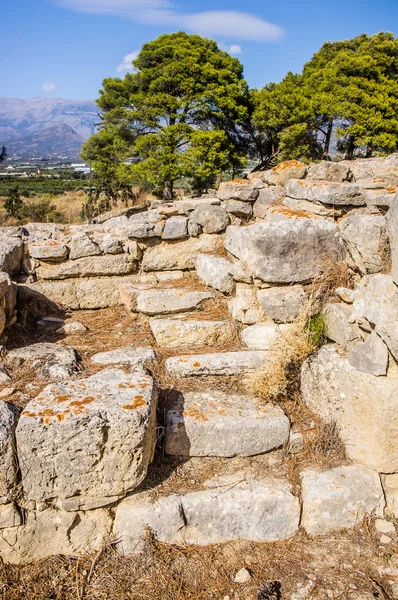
<box><xmin>57</xmin><ymin>1</ymin><xmax>284</xmax><ymax>42</ymax></box>
<box><xmin>42</xmin><ymin>82</ymin><xmax>56</xmax><ymax>93</ymax></box>
<box><xmin>117</xmin><ymin>50</ymin><xmax>140</xmax><ymax>73</ymax></box>
<box><xmin>220</xmin><ymin>43</ymin><xmax>243</xmax><ymax>55</ymax></box>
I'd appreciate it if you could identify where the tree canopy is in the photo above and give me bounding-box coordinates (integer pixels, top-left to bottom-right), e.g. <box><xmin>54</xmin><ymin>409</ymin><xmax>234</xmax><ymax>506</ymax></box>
<box><xmin>82</xmin><ymin>32</ymin><xmax>250</xmax><ymax>200</ymax></box>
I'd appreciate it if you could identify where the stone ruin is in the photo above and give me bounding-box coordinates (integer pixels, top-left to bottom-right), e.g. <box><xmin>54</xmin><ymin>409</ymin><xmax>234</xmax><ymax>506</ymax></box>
<box><xmin>0</xmin><ymin>154</ymin><xmax>397</xmax><ymax>570</ymax></box>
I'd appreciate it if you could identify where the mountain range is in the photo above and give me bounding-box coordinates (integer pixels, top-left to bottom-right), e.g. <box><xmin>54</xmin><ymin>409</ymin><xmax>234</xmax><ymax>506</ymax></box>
<box><xmin>0</xmin><ymin>97</ymin><xmax>99</xmax><ymax>159</ymax></box>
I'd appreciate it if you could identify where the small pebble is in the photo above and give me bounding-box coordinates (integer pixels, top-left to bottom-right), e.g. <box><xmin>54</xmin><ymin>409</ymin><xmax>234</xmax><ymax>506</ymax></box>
<box><xmin>375</xmin><ymin>518</ymin><xmax>396</xmax><ymax>535</ymax></box>
<box><xmin>57</xmin><ymin>321</ymin><xmax>88</xmax><ymax>334</ymax></box>
<box><xmin>380</xmin><ymin>534</ymin><xmax>392</xmax><ymax>544</ymax></box>
<box><xmin>234</xmin><ymin>568</ymin><xmax>251</xmax><ymax>584</ymax></box>
<box><xmin>0</xmin><ymin>387</ymin><xmax>16</xmax><ymax>398</ymax></box>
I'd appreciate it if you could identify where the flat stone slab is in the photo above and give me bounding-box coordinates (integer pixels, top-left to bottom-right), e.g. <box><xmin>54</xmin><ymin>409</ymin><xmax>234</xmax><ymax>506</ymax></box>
<box><xmin>285</xmin><ymin>179</ymin><xmax>366</xmax><ymax>206</ymax></box>
<box><xmin>28</xmin><ymin>240</ymin><xmax>69</xmax><ymax>262</ymax></box>
<box><xmin>114</xmin><ymin>478</ymin><xmax>300</xmax><ymax>555</ymax></box>
<box><xmin>136</xmin><ymin>289</ymin><xmax>211</xmax><ymax>316</ymax></box>
<box><xmin>165</xmin><ymin>390</ymin><xmax>290</xmax><ymax>457</ymax></box>
<box><xmin>142</xmin><ymin>234</ymin><xmax>224</xmax><ymax>271</ymax></box>
<box><xmin>241</xmin><ymin>323</ymin><xmax>293</xmax><ymax>350</ymax></box>
<box><xmin>166</xmin><ymin>350</ymin><xmax>268</xmax><ymax>377</ymax></box>
<box><xmin>37</xmin><ymin>254</ymin><xmax>137</xmax><ymax>280</ymax></box>
<box><xmin>91</xmin><ymin>347</ymin><xmax>156</xmax><ymax>366</ymax></box>
<box><xmin>6</xmin><ymin>343</ymin><xmax>78</xmax><ymax>381</ymax></box>
<box><xmin>348</xmin><ymin>331</ymin><xmax>389</xmax><ymax>376</ymax></box>
<box><xmin>301</xmin><ymin>465</ymin><xmax>384</xmax><ymax>536</ymax></box>
<box><xmin>256</xmin><ymin>285</ymin><xmax>308</xmax><ymax>323</ymax></box>
<box><xmin>16</xmin><ymin>366</ymin><xmax>158</xmax><ymax>505</ymax></box>
<box><xmin>150</xmin><ymin>319</ymin><xmax>234</xmax><ymax>349</ymax></box>
<box><xmin>196</xmin><ymin>254</ymin><xmax>234</xmax><ymax>294</ymax></box>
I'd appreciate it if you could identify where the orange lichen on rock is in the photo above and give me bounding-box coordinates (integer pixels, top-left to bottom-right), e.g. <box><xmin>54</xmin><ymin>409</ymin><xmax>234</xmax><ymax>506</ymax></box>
<box><xmin>122</xmin><ymin>395</ymin><xmax>147</xmax><ymax>410</ymax></box>
<box><xmin>272</xmin><ymin>160</ymin><xmax>306</xmax><ymax>172</ymax></box>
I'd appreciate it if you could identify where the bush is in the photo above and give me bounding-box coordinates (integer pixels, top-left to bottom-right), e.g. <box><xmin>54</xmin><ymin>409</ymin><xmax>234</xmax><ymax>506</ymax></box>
<box><xmin>4</xmin><ymin>186</ymin><xmax>24</xmax><ymax>219</ymax></box>
<box><xmin>21</xmin><ymin>198</ymin><xmax>63</xmax><ymax>222</ymax></box>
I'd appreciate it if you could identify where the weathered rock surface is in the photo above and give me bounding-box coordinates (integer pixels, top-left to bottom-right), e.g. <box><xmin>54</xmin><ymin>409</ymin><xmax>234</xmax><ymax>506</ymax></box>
<box><xmin>217</xmin><ymin>179</ymin><xmax>262</xmax><ymax>202</ymax></box>
<box><xmin>150</xmin><ymin>319</ymin><xmax>234</xmax><ymax>349</ymax></box>
<box><xmin>190</xmin><ymin>205</ymin><xmax>230</xmax><ymax>234</ymax></box>
<box><xmin>136</xmin><ymin>289</ymin><xmax>211</xmax><ymax>316</ymax></box>
<box><xmin>250</xmin><ymin>161</ymin><xmax>307</xmax><ymax>186</ymax></box>
<box><xmin>196</xmin><ymin>254</ymin><xmax>234</xmax><ymax>294</ymax></box>
<box><xmin>345</xmin><ymin>154</ymin><xmax>398</xmax><ymax>184</ymax></box>
<box><xmin>114</xmin><ymin>478</ymin><xmax>300</xmax><ymax>555</ymax></box>
<box><xmin>257</xmin><ymin>285</ymin><xmax>308</xmax><ymax>323</ymax></box>
<box><xmin>28</xmin><ymin>240</ymin><xmax>69</xmax><ymax>262</ymax></box>
<box><xmin>283</xmin><ymin>197</ymin><xmax>342</xmax><ymax>217</ymax></box>
<box><xmin>161</xmin><ymin>216</ymin><xmax>188</xmax><ymax>240</ymax></box>
<box><xmin>142</xmin><ymin>235</ymin><xmax>224</xmax><ymax>271</ymax></box>
<box><xmin>57</xmin><ymin>321</ymin><xmax>88</xmax><ymax>334</ymax></box>
<box><xmin>229</xmin><ymin>283</ymin><xmax>266</xmax><ymax>324</ymax></box>
<box><xmin>165</xmin><ymin>391</ymin><xmax>290</xmax><ymax>457</ymax></box>
<box><xmin>0</xmin><ymin>402</ymin><xmax>18</xmax><ymax>505</ymax></box>
<box><xmin>68</xmin><ymin>234</ymin><xmax>101</xmax><ymax>260</ymax></box>
<box><xmin>348</xmin><ymin>331</ymin><xmax>389</xmax><ymax>376</ymax></box>
<box><xmin>322</xmin><ymin>303</ymin><xmax>362</xmax><ymax>348</ymax></box>
<box><xmin>301</xmin><ymin>465</ymin><xmax>384</xmax><ymax>536</ymax></box>
<box><xmin>0</xmin><ymin>507</ymin><xmax>111</xmax><ymax>565</ymax></box>
<box><xmin>285</xmin><ymin>179</ymin><xmax>365</xmax><ymax>206</ymax></box>
<box><xmin>381</xmin><ymin>474</ymin><xmax>398</xmax><ymax>518</ymax></box>
<box><xmin>16</xmin><ymin>367</ymin><xmax>158</xmax><ymax>504</ymax></box>
<box><xmin>222</xmin><ymin>199</ymin><xmax>252</xmax><ymax>218</ymax></box>
<box><xmin>339</xmin><ymin>214</ymin><xmax>388</xmax><ymax>274</ymax></box>
<box><xmin>225</xmin><ymin>219</ymin><xmax>345</xmax><ymax>283</ymax></box>
<box><xmin>253</xmin><ymin>186</ymin><xmax>285</xmax><ymax>218</ymax></box>
<box><xmin>241</xmin><ymin>323</ymin><xmax>293</xmax><ymax>350</ymax></box>
<box><xmin>6</xmin><ymin>343</ymin><xmax>78</xmax><ymax>381</ymax></box>
<box><xmin>91</xmin><ymin>347</ymin><xmax>156</xmax><ymax>366</ymax></box>
<box><xmin>352</xmin><ymin>274</ymin><xmax>398</xmax><ymax>359</ymax></box>
<box><xmin>306</xmin><ymin>161</ymin><xmax>352</xmax><ymax>183</ymax></box>
<box><xmin>386</xmin><ymin>191</ymin><xmax>398</xmax><ymax>284</ymax></box>
<box><xmin>37</xmin><ymin>254</ymin><xmax>137</xmax><ymax>280</ymax></box>
<box><xmin>0</xmin><ymin>237</ymin><xmax>24</xmax><ymax>275</ymax></box>
<box><xmin>0</xmin><ymin>504</ymin><xmax>21</xmax><ymax>529</ymax></box>
<box><xmin>166</xmin><ymin>350</ymin><xmax>268</xmax><ymax>377</ymax></box>
<box><xmin>301</xmin><ymin>345</ymin><xmax>398</xmax><ymax>472</ymax></box>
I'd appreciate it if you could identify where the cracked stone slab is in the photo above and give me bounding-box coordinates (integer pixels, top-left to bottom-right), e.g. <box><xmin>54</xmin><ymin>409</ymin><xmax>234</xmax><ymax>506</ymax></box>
<box><xmin>348</xmin><ymin>331</ymin><xmax>389</xmax><ymax>376</ymax></box>
<box><xmin>15</xmin><ymin>366</ymin><xmax>158</xmax><ymax>505</ymax></box>
<box><xmin>285</xmin><ymin>179</ymin><xmax>366</xmax><ymax>206</ymax></box>
<box><xmin>114</xmin><ymin>478</ymin><xmax>300</xmax><ymax>555</ymax></box>
<box><xmin>136</xmin><ymin>289</ymin><xmax>211</xmax><ymax>316</ymax></box>
<box><xmin>91</xmin><ymin>347</ymin><xmax>156</xmax><ymax>366</ymax></box>
<box><xmin>36</xmin><ymin>254</ymin><xmax>137</xmax><ymax>280</ymax></box>
<box><xmin>6</xmin><ymin>343</ymin><xmax>79</xmax><ymax>381</ymax></box>
<box><xmin>196</xmin><ymin>254</ymin><xmax>234</xmax><ymax>294</ymax></box>
<box><xmin>166</xmin><ymin>350</ymin><xmax>269</xmax><ymax>377</ymax></box>
<box><xmin>28</xmin><ymin>240</ymin><xmax>69</xmax><ymax>262</ymax></box>
<box><xmin>165</xmin><ymin>390</ymin><xmax>290</xmax><ymax>457</ymax></box>
<box><xmin>150</xmin><ymin>319</ymin><xmax>235</xmax><ymax>349</ymax></box>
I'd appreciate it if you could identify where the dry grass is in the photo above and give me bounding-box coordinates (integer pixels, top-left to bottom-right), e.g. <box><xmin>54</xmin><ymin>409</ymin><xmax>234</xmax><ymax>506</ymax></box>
<box><xmin>0</xmin><ymin>528</ymin><xmax>396</xmax><ymax>600</ymax></box>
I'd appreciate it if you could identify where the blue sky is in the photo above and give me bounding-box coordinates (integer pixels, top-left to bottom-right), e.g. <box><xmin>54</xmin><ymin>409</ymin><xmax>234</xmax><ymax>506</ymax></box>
<box><xmin>1</xmin><ymin>0</ymin><xmax>397</xmax><ymax>100</ymax></box>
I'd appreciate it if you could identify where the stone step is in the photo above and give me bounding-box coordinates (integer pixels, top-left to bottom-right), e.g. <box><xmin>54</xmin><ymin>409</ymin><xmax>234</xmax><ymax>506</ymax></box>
<box><xmin>166</xmin><ymin>350</ymin><xmax>268</xmax><ymax>377</ymax></box>
<box><xmin>165</xmin><ymin>390</ymin><xmax>290</xmax><ymax>457</ymax></box>
<box><xmin>135</xmin><ymin>289</ymin><xmax>212</xmax><ymax>316</ymax></box>
<box><xmin>114</xmin><ymin>476</ymin><xmax>300</xmax><ymax>555</ymax></box>
<box><xmin>241</xmin><ymin>322</ymin><xmax>293</xmax><ymax>350</ymax></box>
<box><xmin>150</xmin><ymin>319</ymin><xmax>235</xmax><ymax>349</ymax></box>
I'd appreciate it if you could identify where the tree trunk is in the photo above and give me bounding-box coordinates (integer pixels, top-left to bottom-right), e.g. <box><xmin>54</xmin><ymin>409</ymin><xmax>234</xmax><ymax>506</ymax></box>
<box><xmin>324</xmin><ymin>117</ymin><xmax>334</xmax><ymax>157</ymax></box>
<box><xmin>344</xmin><ymin>136</ymin><xmax>356</xmax><ymax>160</ymax></box>
<box><xmin>163</xmin><ymin>179</ymin><xmax>173</xmax><ymax>202</ymax></box>
<box><xmin>365</xmin><ymin>143</ymin><xmax>373</xmax><ymax>158</ymax></box>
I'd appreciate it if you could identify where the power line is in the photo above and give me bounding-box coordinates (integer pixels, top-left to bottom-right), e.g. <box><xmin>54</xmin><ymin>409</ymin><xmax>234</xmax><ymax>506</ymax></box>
<box><xmin>0</xmin><ymin>0</ymin><xmax>53</xmax><ymax>65</ymax></box>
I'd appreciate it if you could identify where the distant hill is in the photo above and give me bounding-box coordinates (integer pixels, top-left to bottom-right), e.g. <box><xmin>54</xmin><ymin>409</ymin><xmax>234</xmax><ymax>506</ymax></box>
<box><xmin>0</xmin><ymin>97</ymin><xmax>99</xmax><ymax>159</ymax></box>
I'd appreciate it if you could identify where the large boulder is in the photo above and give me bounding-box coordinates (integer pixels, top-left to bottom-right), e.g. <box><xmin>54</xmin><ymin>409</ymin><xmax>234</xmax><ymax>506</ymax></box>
<box><xmin>150</xmin><ymin>319</ymin><xmax>234</xmax><ymax>349</ymax></box>
<box><xmin>114</xmin><ymin>478</ymin><xmax>300</xmax><ymax>555</ymax></box>
<box><xmin>36</xmin><ymin>254</ymin><xmax>137</xmax><ymax>280</ymax></box>
<box><xmin>190</xmin><ymin>205</ymin><xmax>230</xmax><ymax>234</ymax></box>
<box><xmin>217</xmin><ymin>179</ymin><xmax>263</xmax><ymax>202</ymax></box>
<box><xmin>301</xmin><ymin>465</ymin><xmax>384</xmax><ymax>536</ymax></box>
<box><xmin>165</xmin><ymin>391</ymin><xmax>290</xmax><ymax>457</ymax></box>
<box><xmin>225</xmin><ymin>218</ymin><xmax>345</xmax><ymax>284</ymax></box>
<box><xmin>0</xmin><ymin>402</ymin><xmax>19</xmax><ymax>505</ymax></box>
<box><xmin>16</xmin><ymin>367</ymin><xmax>158</xmax><ymax>506</ymax></box>
<box><xmin>306</xmin><ymin>161</ymin><xmax>352</xmax><ymax>183</ymax></box>
<box><xmin>301</xmin><ymin>345</ymin><xmax>398</xmax><ymax>472</ymax></box>
<box><xmin>142</xmin><ymin>234</ymin><xmax>224</xmax><ymax>271</ymax></box>
<box><xmin>285</xmin><ymin>179</ymin><xmax>365</xmax><ymax>206</ymax></box>
<box><xmin>256</xmin><ymin>285</ymin><xmax>308</xmax><ymax>323</ymax></box>
<box><xmin>196</xmin><ymin>254</ymin><xmax>234</xmax><ymax>294</ymax></box>
<box><xmin>6</xmin><ymin>343</ymin><xmax>78</xmax><ymax>381</ymax></box>
<box><xmin>345</xmin><ymin>154</ymin><xmax>398</xmax><ymax>184</ymax></box>
<box><xmin>351</xmin><ymin>274</ymin><xmax>398</xmax><ymax>360</ymax></box>
<box><xmin>339</xmin><ymin>214</ymin><xmax>388</xmax><ymax>275</ymax></box>
<box><xmin>161</xmin><ymin>216</ymin><xmax>188</xmax><ymax>240</ymax></box>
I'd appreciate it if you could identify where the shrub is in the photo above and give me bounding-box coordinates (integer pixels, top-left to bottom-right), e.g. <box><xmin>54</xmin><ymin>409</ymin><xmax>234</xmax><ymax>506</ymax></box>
<box><xmin>21</xmin><ymin>198</ymin><xmax>63</xmax><ymax>223</ymax></box>
<box><xmin>4</xmin><ymin>186</ymin><xmax>24</xmax><ymax>219</ymax></box>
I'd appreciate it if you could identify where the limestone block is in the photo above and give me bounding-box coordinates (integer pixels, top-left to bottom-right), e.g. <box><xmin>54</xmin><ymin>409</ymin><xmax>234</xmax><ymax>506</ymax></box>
<box><xmin>249</xmin><ymin>161</ymin><xmax>307</xmax><ymax>186</ymax></box>
<box><xmin>322</xmin><ymin>303</ymin><xmax>362</xmax><ymax>348</ymax></box>
<box><xmin>91</xmin><ymin>347</ymin><xmax>156</xmax><ymax>366</ymax></box>
<box><xmin>28</xmin><ymin>240</ymin><xmax>69</xmax><ymax>262</ymax></box>
<box><xmin>114</xmin><ymin>478</ymin><xmax>300</xmax><ymax>555</ymax></box>
<box><xmin>98</xmin><ymin>234</ymin><xmax>124</xmax><ymax>255</ymax></box>
<box><xmin>68</xmin><ymin>234</ymin><xmax>101</xmax><ymax>260</ymax></box>
<box><xmin>306</xmin><ymin>161</ymin><xmax>352</xmax><ymax>183</ymax></box>
<box><xmin>335</xmin><ymin>287</ymin><xmax>355</xmax><ymax>303</ymax></box>
<box><xmin>224</xmin><ymin>219</ymin><xmax>345</xmax><ymax>284</ymax></box>
<box><xmin>37</xmin><ymin>254</ymin><xmax>137</xmax><ymax>280</ymax></box>
<box><xmin>217</xmin><ymin>179</ymin><xmax>263</xmax><ymax>202</ymax></box>
<box><xmin>6</xmin><ymin>343</ymin><xmax>78</xmax><ymax>381</ymax></box>
<box><xmin>301</xmin><ymin>345</ymin><xmax>398</xmax><ymax>472</ymax></box>
<box><xmin>16</xmin><ymin>367</ymin><xmax>158</xmax><ymax>504</ymax></box>
<box><xmin>150</xmin><ymin>319</ymin><xmax>234</xmax><ymax>349</ymax></box>
<box><xmin>348</xmin><ymin>331</ymin><xmax>389</xmax><ymax>376</ymax></box>
<box><xmin>339</xmin><ymin>214</ymin><xmax>388</xmax><ymax>275</ymax></box>
<box><xmin>229</xmin><ymin>283</ymin><xmax>266</xmax><ymax>324</ymax></box>
<box><xmin>0</xmin><ymin>402</ymin><xmax>18</xmax><ymax>505</ymax></box>
<box><xmin>257</xmin><ymin>285</ymin><xmax>308</xmax><ymax>323</ymax></box>
<box><xmin>0</xmin><ymin>504</ymin><xmax>21</xmax><ymax>529</ymax></box>
<box><xmin>136</xmin><ymin>289</ymin><xmax>211</xmax><ymax>315</ymax></box>
<box><xmin>196</xmin><ymin>254</ymin><xmax>234</xmax><ymax>294</ymax></box>
<box><xmin>142</xmin><ymin>234</ymin><xmax>224</xmax><ymax>271</ymax></box>
<box><xmin>285</xmin><ymin>179</ymin><xmax>366</xmax><ymax>206</ymax></box>
<box><xmin>241</xmin><ymin>323</ymin><xmax>293</xmax><ymax>350</ymax></box>
<box><xmin>222</xmin><ymin>200</ymin><xmax>252</xmax><ymax>219</ymax></box>
<box><xmin>165</xmin><ymin>390</ymin><xmax>290</xmax><ymax>457</ymax></box>
<box><xmin>253</xmin><ymin>186</ymin><xmax>284</xmax><ymax>218</ymax></box>
<box><xmin>0</xmin><ymin>238</ymin><xmax>24</xmax><ymax>275</ymax></box>
<box><xmin>386</xmin><ymin>191</ymin><xmax>398</xmax><ymax>284</ymax></box>
<box><xmin>301</xmin><ymin>465</ymin><xmax>384</xmax><ymax>536</ymax></box>
<box><xmin>190</xmin><ymin>205</ymin><xmax>230</xmax><ymax>234</ymax></box>
<box><xmin>283</xmin><ymin>197</ymin><xmax>342</xmax><ymax>217</ymax></box>
<box><xmin>166</xmin><ymin>350</ymin><xmax>269</xmax><ymax>377</ymax></box>
<box><xmin>162</xmin><ymin>216</ymin><xmax>188</xmax><ymax>240</ymax></box>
